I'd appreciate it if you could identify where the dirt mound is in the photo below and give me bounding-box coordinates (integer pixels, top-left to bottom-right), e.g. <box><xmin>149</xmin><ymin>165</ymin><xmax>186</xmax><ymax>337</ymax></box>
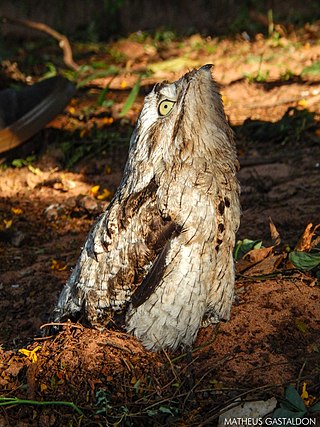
<box><xmin>1</xmin><ymin>275</ymin><xmax>319</xmax><ymax>426</ymax></box>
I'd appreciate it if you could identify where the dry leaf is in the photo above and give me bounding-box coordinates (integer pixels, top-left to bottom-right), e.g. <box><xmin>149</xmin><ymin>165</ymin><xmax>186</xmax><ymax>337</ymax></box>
<box><xmin>244</xmin><ymin>254</ymin><xmax>284</xmax><ymax>276</ymax></box>
<box><xmin>97</xmin><ymin>188</ymin><xmax>113</xmax><ymax>200</ymax></box>
<box><xmin>90</xmin><ymin>185</ymin><xmax>100</xmax><ymax>196</ymax></box>
<box><xmin>301</xmin><ymin>382</ymin><xmax>316</xmax><ymax>406</ymax></box>
<box><xmin>298</xmin><ymin>98</ymin><xmax>308</xmax><ymax>107</ymax></box>
<box><xmin>3</xmin><ymin>219</ymin><xmax>12</xmax><ymax>229</ymax></box>
<box><xmin>102</xmin><ymin>117</ymin><xmax>114</xmax><ymax>125</ymax></box>
<box><xmin>244</xmin><ymin>246</ymin><xmax>274</xmax><ymax>263</ymax></box>
<box><xmin>269</xmin><ymin>217</ymin><xmax>281</xmax><ymax>246</ymax></box>
<box><xmin>11</xmin><ymin>207</ymin><xmax>23</xmax><ymax>215</ymax></box>
<box><xmin>40</xmin><ymin>383</ymin><xmax>48</xmax><ymax>392</ymax></box>
<box><xmin>236</xmin><ymin>258</ymin><xmax>255</xmax><ymax>274</ymax></box>
<box><xmin>51</xmin><ymin>259</ymin><xmax>68</xmax><ymax>271</ymax></box>
<box><xmin>295</xmin><ymin>223</ymin><xmax>320</xmax><ymax>251</ymax></box>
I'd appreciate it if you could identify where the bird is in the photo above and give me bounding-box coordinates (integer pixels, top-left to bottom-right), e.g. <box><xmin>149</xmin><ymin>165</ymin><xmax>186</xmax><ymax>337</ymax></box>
<box><xmin>52</xmin><ymin>64</ymin><xmax>241</xmax><ymax>351</ymax></box>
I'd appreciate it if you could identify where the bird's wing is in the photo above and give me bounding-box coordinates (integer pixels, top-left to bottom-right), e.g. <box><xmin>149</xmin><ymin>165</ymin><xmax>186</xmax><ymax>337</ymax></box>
<box><xmin>53</xmin><ymin>178</ymin><xmax>180</xmax><ymax>325</ymax></box>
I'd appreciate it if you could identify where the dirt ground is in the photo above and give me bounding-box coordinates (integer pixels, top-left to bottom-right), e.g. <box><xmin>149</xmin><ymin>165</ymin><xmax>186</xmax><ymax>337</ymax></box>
<box><xmin>0</xmin><ymin>23</ymin><xmax>320</xmax><ymax>426</ymax></box>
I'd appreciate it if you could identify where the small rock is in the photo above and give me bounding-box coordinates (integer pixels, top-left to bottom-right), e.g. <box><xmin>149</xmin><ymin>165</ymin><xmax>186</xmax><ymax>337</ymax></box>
<box><xmin>218</xmin><ymin>398</ymin><xmax>277</xmax><ymax>426</ymax></box>
<box><xmin>44</xmin><ymin>203</ymin><xmax>66</xmax><ymax>220</ymax></box>
<box><xmin>77</xmin><ymin>195</ymin><xmax>99</xmax><ymax>212</ymax></box>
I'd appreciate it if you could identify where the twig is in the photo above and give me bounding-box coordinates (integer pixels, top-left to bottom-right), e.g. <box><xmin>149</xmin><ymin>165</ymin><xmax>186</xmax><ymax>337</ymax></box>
<box><xmin>169</xmin><ymin>326</ymin><xmax>220</xmax><ymax>364</ymax></box>
<box><xmin>161</xmin><ymin>347</ymin><xmax>180</xmax><ymax>386</ymax></box>
<box><xmin>40</xmin><ymin>322</ymin><xmax>83</xmax><ymax>329</ymax></box>
<box><xmin>297</xmin><ymin>360</ymin><xmax>307</xmax><ymax>391</ymax></box>
<box><xmin>33</xmin><ymin>335</ymin><xmax>54</xmax><ymax>341</ymax></box>
<box><xmin>1</xmin><ymin>16</ymin><xmax>79</xmax><ymax>71</ymax></box>
<box><xmin>182</xmin><ymin>365</ymin><xmax>216</xmax><ymax>408</ymax></box>
<box><xmin>0</xmin><ymin>396</ymin><xmax>84</xmax><ymax>415</ymax></box>
<box><xmin>97</xmin><ymin>340</ymin><xmax>134</xmax><ymax>354</ymax></box>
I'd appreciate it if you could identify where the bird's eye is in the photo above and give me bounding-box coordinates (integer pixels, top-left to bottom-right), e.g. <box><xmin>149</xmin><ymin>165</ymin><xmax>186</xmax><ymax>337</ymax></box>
<box><xmin>158</xmin><ymin>100</ymin><xmax>175</xmax><ymax>116</ymax></box>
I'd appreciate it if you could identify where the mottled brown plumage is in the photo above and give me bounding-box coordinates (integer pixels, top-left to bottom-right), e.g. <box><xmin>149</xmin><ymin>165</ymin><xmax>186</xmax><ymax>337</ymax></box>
<box><xmin>53</xmin><ymin>65</ymin><xmax>240</xmax><ymax>350</ymax></box>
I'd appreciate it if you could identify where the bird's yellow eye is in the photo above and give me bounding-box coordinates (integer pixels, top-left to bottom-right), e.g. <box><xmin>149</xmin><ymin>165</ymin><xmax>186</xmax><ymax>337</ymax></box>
<box><xmin>158</xmin><ymin>99</ymin><xmax>175</xmax><ymax>116</ymax></box>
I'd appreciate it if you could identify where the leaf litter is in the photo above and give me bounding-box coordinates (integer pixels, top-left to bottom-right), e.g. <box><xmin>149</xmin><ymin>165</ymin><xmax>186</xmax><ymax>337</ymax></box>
<box><xmin>1</xmin><ymin>23</ymin><xmax>320</xmax><ymax>426</ymax></box>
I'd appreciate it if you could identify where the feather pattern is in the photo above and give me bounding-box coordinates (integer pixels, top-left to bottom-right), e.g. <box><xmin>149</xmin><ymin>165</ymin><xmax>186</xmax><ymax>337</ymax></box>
<box><xmin>53</xmin><ymin>65</ymin><xmax>240</xmax><ymax>350</ymax></box>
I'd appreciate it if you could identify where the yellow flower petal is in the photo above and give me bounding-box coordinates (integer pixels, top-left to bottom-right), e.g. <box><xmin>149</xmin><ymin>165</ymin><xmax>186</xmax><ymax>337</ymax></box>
<box><xmin>298</xmin><ymin>98</ymin><xmax>308</xmax><ymax>108</ymax></box>
<box><xmin>90</xmin><ymin>185</ymin><xmax>100</xmax><ymax>196</ymax></box>
<box><xmin>19</xmin><ymin>346</ymin><xmax>41</xmax><ymax>363</ymax></box>
<box><xmin>11</xmin><ymin>207</ymin><xmax>23</xmax><ymax>215</ymax></box>
<box><xmin>51</xmin><ymin>259</ymin><xmax>68</xmax><ymax>271</ymax></box>
<box><xmin>19</xmin><ymin>348</ymin><xmax>31</xmax><ymax>357</ymax></box>
<box><xmin>40</xmin><ymin>383</ymin><xmax>48</xmax><ymax>392</ymax></box>
<box><xmin>301</xmin><ymin>382</ymin><xmax>316</xmax><ymax>406</ymax></box>
<box><xmin>4</xmin><ymin>219</ymin><xmax>12</xmax><ymax>229</ymax></box>
<box><xmin>102</xmin><ymin>117</ymin><xmax>114</xmax><ymax>125</ymax></box>
<box><xmin>97</xmin><ymin>188</ymin><xmax>113</xmax><ymax>200</ymax></box>
<box><xmin>301</xmin><ymin>382</ymin><xmax>309</xmax><ymax>400</ymax></box>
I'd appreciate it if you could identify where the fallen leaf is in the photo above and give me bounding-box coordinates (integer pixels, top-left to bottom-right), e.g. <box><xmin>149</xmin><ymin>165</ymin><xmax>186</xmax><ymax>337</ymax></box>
<box><xmin>19</xmin><ymin>346</ymin><xmax>41</xmax><ymax>363</ymax></box>
<box><xmin>90</xmin><ymin>185</ymin><xmax>113</xmax><ymax>200</ymax></box>
<box><xmin>11</xmin><ymin>207</ymin><xmax>23</xmax><ymax>215</ymax></box>
<box><xmin>3</xmin><ymin>219</ymin><xmax>12</xmax><ymax>229</ymax></box>
<box><xmin>236</xmin><ymin>258</ymin><xmax>255</xmax><ymax>274</ymax></box>
<box><xmin>97</xmin><ymin>188</ymin><xmax>113</xmax><ymax>200</ymax></box>
<box><xmin>244</xmin><ymin>246</ymin><xmax>274</xmax><ymax>263</ymax></box>
<box><xmin>244</xmin><ymin>254</ymin><xmax>284</xmax><ymax>276</ymax></box>
<box><xmin>102</xmin><ymin>117</ymin><xmax>114</xmax><ymax>125</ymax></box>
<box><xmin>301</xmin><ymin>383</ymin><xmax>316</xmax><ymax>406</ymax></box>
<box><xmin>295</xmin><ymin>223</ymin><xmax>320</xmax><ymax>251</ymax></box>
<box><xmin>40</xmin><ymin>383</ymin><xmax>48</xmax><ymax>392</ymax></box>
<box><xmin>51</xmin><ymin>259</ymin><xmax>68</xmax><ymax>271</ymax></box>
<box><xmin>298</xmin><ymin>98</ymin><xmax>308</xmax><ymax>107</ymax></box>
<box><xmin>234</xmin><ymin>239</ymin><xmax>262</xmax><ymax>261</ymax></box>
<box><xmin>28</xmin><ymin>165</ymin><xmax>43</xmax><ymax>176</ymax></box>
<box><xmin>90</xmin><ymin>185</ymin><xmax>100</xmax><ymax>196</ymax></box>
<box><xmin>269</xmin><ymin>217</ymin><xmax>281</xmax><ymax>245</ymax></box>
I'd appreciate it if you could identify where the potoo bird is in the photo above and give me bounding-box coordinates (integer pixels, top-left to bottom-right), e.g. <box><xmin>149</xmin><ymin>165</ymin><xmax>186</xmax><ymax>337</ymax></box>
<box><xmin>53</xmin><ymin>65</ymin><xmax>240</xmax><ymax>351</ymax></box>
